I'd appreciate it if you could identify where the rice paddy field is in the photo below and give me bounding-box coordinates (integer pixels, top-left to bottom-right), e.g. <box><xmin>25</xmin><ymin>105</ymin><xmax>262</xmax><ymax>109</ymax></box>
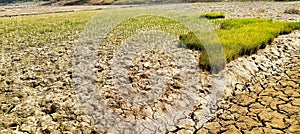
<box><xmin>0</xmin><ymin>1</ymin><xmax>300</xmax><ymax>133</ymax></box>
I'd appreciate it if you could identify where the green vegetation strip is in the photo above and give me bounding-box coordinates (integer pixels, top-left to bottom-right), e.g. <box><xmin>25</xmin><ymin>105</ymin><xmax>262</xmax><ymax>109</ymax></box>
<box><xmin>180</xmin><ymin>18</ymin><xmax>300</xmax><ymax>68</ymax></box>
<box><xmin>1</xmin><ymin>10</ymin><xmax>299</xmax><ymax>71</ymax></box>
<box><xmin>0</xmin><ymin>11</ymin><xmax>97</xmax><ymax>52</ymax></box>
<box><xmin>200</xmin><ymin>12</ymin><xmax>225</xmax><ymax>19</ymax></box>
<box><xmin>102</xmin><ymin>15</ymin><xmax>191</xmax><ymax>47</ymax></box>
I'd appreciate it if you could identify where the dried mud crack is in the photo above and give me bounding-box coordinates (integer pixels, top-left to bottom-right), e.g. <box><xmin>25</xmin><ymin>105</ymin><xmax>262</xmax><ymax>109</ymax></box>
<box><xmin>198</xmin><ymin>30</ymin><xmax>300</xmax><ymax>134</ymax></box>
<box><xmin>0</xmin><ymin>2</ymin><xmax>300</xmax><ymax>134</ymax></box>
<box><xmin>89</xmin><ymin>31</ymin><xmax>209</xmax><ymax>133</ymax></box>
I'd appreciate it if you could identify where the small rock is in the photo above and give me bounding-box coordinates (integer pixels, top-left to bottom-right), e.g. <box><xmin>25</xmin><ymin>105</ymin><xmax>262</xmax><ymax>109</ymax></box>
<box><xmin>235</xmin><ymin>83</ymin><xmax>244</xmax><ymax>91</ymax></box>
<box><xmin>143</xmin><ymin>62</ymin><xmax>151</xmax><ymax>68</ymax></box>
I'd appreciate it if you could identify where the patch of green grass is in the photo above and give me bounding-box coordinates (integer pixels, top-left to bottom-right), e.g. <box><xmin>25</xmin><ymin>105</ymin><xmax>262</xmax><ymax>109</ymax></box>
<box><xmin>1</xmin><ymin>9</ymin><xmax>300</xmax><ymax>73</ymax></box>
<box><xmin>219</xmin><ymin>18</ymin><xmax>271</xmax><ymax>30</ymax></box>
<box><xmin>103</xmin><ymin>14</ymin><xmax>191</xmax><ymax>47</ymax></box>
<box><xmin>98</xmin><ymin>10</ymin><xmax>224</xmax><ymax>72</ymax></box>
<box><xmin>200</xmin><ymin>12</ymin><xmax>225</xmax><ymax>19</ymax></box>
<box><xmin>0</xmin><ymin>11</ymin><xmax>97</xmax><ymax>52</ymax></box>
<box><xmin>180</xmin><ymin>18</ymin><xmax>300</xmax><ymax>71</ymax></box>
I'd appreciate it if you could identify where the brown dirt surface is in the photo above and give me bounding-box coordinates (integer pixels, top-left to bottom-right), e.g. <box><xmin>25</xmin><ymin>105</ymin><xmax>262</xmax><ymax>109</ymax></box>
<box><xmin>0</xmin><ymin>5</ymin><xmax>102</xmax><ymax>17</ymax></box>
<box><xmin>0</xmin><ymin>4</ymin><xmax>137</xmax><ymax>17</ymax></box>
<box><xmin>0</xmin><ymin>1</ymin><xmax>300</xmax><ymax>133</ymax></box>
<box><xmin>41</xmin><ymin>0</ymin><xmax>111</xmax><ymax>6</ymax></box>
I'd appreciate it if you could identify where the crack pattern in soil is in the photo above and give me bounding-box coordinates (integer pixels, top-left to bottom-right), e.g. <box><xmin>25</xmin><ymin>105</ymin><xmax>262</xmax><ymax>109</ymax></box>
<box><xmin>0</xmin><ymin>2</ymin><xmax>299</xmax><ymax>133</ymax></box>
<box><xmin>197</xmin><ymin>30</ymin><xmax>300</xmax><ymax>134</ymax></box>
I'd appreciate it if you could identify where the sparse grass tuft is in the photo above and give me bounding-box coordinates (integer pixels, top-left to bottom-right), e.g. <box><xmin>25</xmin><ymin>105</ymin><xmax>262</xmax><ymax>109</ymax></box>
<box><xmin>200</xmin><ymin>12</ymin><xmax>225</xmax><ymax>19</ymax></box>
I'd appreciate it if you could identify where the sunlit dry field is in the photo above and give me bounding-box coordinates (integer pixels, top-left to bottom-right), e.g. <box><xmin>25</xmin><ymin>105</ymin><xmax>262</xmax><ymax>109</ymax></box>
<box><xmin>0</xmin><ymin>1</ymin><xmax>300</xmax><ymax>133</ymax></box>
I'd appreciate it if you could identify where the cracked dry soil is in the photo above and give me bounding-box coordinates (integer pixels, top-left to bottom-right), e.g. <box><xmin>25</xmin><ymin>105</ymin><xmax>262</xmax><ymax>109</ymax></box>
<box><xmin>0</xmin><ymin>2</ymin><xmax>300</xmax><ymax>134</ymax></box>
<box><xmin>197</xmin><ymin>30</ymin><xmax>300</xmax><ymax>134</ymax></box>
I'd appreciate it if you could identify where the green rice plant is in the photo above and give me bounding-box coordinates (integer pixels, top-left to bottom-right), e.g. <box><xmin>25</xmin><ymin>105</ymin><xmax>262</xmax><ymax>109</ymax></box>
<box><xmin>105</xmin><ymin>15</ymin><xmax>190</xmax><ymax>44</ymax></box>
<box><xmin>180</xmin><ymin>18</ymin><xmax>300</xmax><ymax>71</ymax></box>
<box><xmin>179</xmin><ymin>32</ymin><xmax>204</xmax><ymax>50</ymax></box>
<box><xmin>219</xmin><ymin>18</ymin><xmax>272</xmax><ymax>30</ymax></box>
<box><xmin>200</xmin><ymin>12</ymin><xmax>225</xmax><ymax>19</ymax></box>
<box><xmin>0</xmin><ymin>11</ymin><xmax>97</xmax><ymax>52</ymax></box>
<box><xmin>1</xmin><ymin>9</ymin><xmax>300</xmax><ymax>73</ymax></box>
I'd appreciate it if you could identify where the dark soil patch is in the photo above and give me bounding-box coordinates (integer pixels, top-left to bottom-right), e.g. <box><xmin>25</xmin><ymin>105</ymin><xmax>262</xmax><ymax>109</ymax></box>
<box><xmin>42</xmin><ymin>0</ymin><xmax>109</xmax><ymax>6</ymax></box>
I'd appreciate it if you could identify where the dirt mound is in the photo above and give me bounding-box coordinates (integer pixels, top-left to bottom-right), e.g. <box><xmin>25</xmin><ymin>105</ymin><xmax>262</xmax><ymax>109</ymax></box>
<box><xmin>42</xmin><ymin>0</ymin><xmax>115</xmax><ymax>6</ymax></box>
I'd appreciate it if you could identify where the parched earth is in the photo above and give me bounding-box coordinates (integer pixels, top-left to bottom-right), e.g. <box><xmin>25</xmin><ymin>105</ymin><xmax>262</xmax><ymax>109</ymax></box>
<box><xmin>197</xmin><ymin>30</ymin><xmax>300</xmax><ymax>134</ymax></box>
<box><xmin>0</xmin><ymin>2</ymin><xmax>300</xmax><ymax>134</ymax></box>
